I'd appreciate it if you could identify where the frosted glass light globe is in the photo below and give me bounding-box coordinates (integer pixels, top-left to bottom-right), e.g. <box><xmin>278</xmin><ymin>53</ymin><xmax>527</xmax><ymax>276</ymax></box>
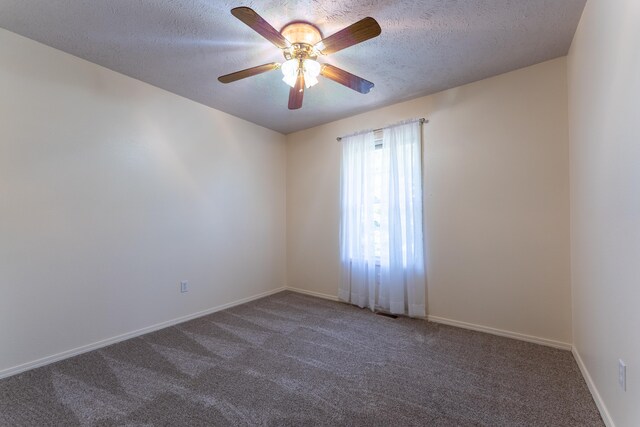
<box><xmin>281</xmin><ymin>59</ymin><xmax>299</xmax><ymax>88</ymax></box>
<box><xmin>302</xmin><ymin>59</ymin><xmax>321</xmax><ymax>88</ymax></box>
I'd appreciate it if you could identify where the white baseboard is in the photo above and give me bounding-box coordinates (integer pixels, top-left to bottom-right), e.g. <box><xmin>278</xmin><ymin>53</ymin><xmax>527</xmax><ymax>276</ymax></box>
<box><xmin>426</xmin><ymin>315</ymin><xmax>572</xmax><ymax>350</ymax></box>
<box><xmin>572</xmin><ymin>346</ymin><xmax>615</xmax><ymax>427</ymax></box>
<box><xmin>0</xmin><ymin>286</ymin><xmax>287</xmax><ymax>380</ymax></box>
<box><xmin>285</xmin><ymin>286</ymin><xmax>340</xmax><ymax>301</ymax></box>
<box><xmin>284</xmin><ymin>288</ymin><xmax>571</xmax><ymax>350</ymax></box>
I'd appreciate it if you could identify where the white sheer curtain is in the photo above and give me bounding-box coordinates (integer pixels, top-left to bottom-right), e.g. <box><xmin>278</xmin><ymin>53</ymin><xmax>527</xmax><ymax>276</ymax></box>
<box><xmin>339</xmin><ymin>120</ymin><xmax>426</xmax><ymax>317</ymax></box>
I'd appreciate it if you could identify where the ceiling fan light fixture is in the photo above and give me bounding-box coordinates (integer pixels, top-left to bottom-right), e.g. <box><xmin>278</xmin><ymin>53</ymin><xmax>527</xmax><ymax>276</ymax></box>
<box><xmin>281</xmin><ymin>59</ymin><xmax>321</xmax><ymax>89</ymax></box>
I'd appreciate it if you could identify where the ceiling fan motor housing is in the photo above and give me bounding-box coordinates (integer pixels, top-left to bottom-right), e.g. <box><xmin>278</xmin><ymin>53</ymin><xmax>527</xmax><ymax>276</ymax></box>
<box><xmin>280</xmin><ymin>22</ymin><xmax>323</xmax><ymax>61</ymax></box>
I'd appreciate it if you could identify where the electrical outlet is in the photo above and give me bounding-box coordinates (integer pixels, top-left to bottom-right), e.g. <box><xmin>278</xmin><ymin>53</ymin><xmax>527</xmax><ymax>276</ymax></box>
<box><xmin>618</xmin><ymin>359</ymin><xmax>627</xmax><ymax>391</ymax></box>
<box><xmin>180</xmin><ymin>281</ymin><xmax>189</xmax><ymax>293</ymax></box>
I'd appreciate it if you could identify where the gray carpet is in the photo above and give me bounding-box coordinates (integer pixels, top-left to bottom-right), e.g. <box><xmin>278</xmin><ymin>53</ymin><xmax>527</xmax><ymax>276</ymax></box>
<box><xmin>0</xmin><ymin>291</ymin><xmax>603</xmax><ymax>426</ymax></box>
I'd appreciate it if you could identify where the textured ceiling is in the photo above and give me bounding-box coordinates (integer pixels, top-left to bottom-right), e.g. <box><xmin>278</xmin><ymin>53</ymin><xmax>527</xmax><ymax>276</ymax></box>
<box><xmin>0</xmin><ymin>0</ymin><xmax>586</xmax><ymax>134</ymax></box>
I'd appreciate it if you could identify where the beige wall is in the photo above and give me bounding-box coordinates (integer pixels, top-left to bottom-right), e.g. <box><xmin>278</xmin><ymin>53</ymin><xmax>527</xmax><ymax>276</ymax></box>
<box><xmin>0</xmin><ymin>29</ymin><xmax>286</xmax><ymax>374</ymax></box>
<box><xmin>568</xmin><ymin>0</ymin><xmax>640</xmax><ymax>425</ymax></box>
<box><xmin>287</xmin><ymin>58</ymin><xmax>571</xmax><ymax>346</ymax></box>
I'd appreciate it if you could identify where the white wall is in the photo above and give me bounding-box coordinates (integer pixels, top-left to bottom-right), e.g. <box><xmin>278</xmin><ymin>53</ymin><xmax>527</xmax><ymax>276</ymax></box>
<box><xmin>568</xmin><ymin>0</ymin><xmax>640</xmax><ymax>425</ymax></box>
<box><xmin>0</xmin><ymin>29</ymin><xmax>286</xmax><ymax>375</ymax></box>
<box><xmin>287</xmin><ymin>58</ymin><xmax>571</xmax><ymax>346</ymax></box>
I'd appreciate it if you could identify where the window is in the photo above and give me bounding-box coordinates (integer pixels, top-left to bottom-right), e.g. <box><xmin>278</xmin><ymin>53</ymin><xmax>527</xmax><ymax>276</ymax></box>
<box><xmin>338</xmin><ymin>120</ymin><xmax>426</xmax><ymax>317</ymax></box>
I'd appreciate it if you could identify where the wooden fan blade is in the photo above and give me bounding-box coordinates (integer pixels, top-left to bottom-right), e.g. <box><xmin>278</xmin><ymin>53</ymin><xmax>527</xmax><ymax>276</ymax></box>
<box><xmin>231</xmin><ymin>7</ymin><xmax>290</xmax><ymax>49</ymax></box>
<box><xmin>218</xmin><ymin>63</ymin><xmax>280</xmax><ymax>83</ymax></box>
<box><xmin>320</xmin><ymin>64</ymin><xmax>374</xmax><ymax>94</ymax></box>
<box><xmin>288</xmin><ymin>73</ymin><xmax>305</xmax><ymax>110</ymax></box>
<box><xmin>315</xmin><ymin>17</ymin><xmax>381</xmax><ymax>55</ymax></box>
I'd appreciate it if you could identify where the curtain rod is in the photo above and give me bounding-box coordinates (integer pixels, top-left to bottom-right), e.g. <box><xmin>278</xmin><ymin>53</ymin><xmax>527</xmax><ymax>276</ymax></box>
<box><xmin>336</xmin><ymin>118</ymin><xmax>428</xmax><ymax>141</ymax></box>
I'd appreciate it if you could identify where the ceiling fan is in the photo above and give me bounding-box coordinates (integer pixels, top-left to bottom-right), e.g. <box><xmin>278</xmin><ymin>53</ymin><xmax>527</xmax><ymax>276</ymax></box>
<box><xmin>218</xmin><ymin>7</ymin><xmax>382</xmax><ymax>110</ymax></box>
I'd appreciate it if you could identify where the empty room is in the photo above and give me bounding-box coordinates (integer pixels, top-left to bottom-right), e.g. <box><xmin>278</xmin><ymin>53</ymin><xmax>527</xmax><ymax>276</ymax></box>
<box><xmin>0</xmin><ymin>0</ymin><xmax>638</xmax><ymax>425</ymax></box>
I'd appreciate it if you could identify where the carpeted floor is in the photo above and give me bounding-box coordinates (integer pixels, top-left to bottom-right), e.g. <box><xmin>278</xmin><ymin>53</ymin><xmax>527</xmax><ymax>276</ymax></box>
<box><xmin>0</xmin><ymin>291</ymin><xmax>603</xmax><ymax>426</ymax></box>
